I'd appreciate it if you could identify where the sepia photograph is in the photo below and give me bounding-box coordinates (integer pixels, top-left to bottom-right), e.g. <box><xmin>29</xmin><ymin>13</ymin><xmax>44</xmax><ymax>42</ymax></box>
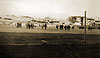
<box><xmin>0</xmin><ymin>0</ymin><xmax>100</xmax><ymax>58</ymax></box>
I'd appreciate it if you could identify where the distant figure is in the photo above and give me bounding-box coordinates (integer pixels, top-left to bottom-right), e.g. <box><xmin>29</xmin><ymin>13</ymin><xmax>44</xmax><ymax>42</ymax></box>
<box><xmin>26</xmin><ymin>22</ymin><xmax>29</xmax><ymax>29</ymax></box>
<box><xmin>56</xmin><ymin>25</ymin><xmax>59</xmax><ymax>29</ymax></box>
<box><xmin>60</xmin><ymin>25</ymin><xmax>61</xmax><ymax>30</ymax></box>
<box><xmin>42</xmin><ymin>24</ymin><xmax>44</xmax><ymax>29</ymax></box>
<box><xmin>60</xmin><ymin>24</ymin><xmax>63</xmax><ymax>30</ymax></box>
<box><xmin>72</xmin><ymin>26</ymin><xmax>74</xmax><ymax>29</ymax></box>
<box><xmin>31</xmin><ymin>21</ymin><xmax>34</xmax><ymax>28</ymax></box>
<box><xmin>16</xmin><ymin>22</ymin><xmax>22</xmax><ymax>28</ymax></box>
<box><xmin>26</xmin><ymin>21</ymin><xmax>31</xmax><ymax>29</ymax></box>
<box><xmin>44</xmin><ymin>23</ymin><xmax>47</xmax><ymax>30</ymax></box>
<box><xmin>88</xmin><ymin>26</ymin><xmax>92</xmax><ymax>30</ymax></box>
<box><xmin>39</xmin><ymin>24</ymin><xmax>40</xmax><ymax>27</ymax></box>
<box><xmin>61</xmin><ymin>24</ymin><xmax>64</xmax><ymax>30</ymax></box>
<box><xmin>67</xmin><ymin>25</ymin><xmax>71</xmax><ymax>30</ymax></box>
<box><xmin>42</xmin><ymin>25</ymin><xmax>44</xmax><ymax>29</ymax></box>
<box><xmin>64</xmin><ymin>25</ymin><xmax>67</xmax><ymax>30</ymax></box>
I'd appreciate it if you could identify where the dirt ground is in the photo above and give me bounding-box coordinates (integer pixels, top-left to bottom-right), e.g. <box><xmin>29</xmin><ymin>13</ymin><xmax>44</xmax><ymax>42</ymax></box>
<box><xmin>0</xmin><ymin>25</ymin><xmax>100</xmax><ymax>34</ymax></box>
<box><xmin>0</xmin><ymin>25</ymin><xmax>100</xmax><ymax>45</ymax></box>
<box><xmin>0</xmin><ymin>25</ymin><xmax>100</xmax><ymax>58</ymax></box>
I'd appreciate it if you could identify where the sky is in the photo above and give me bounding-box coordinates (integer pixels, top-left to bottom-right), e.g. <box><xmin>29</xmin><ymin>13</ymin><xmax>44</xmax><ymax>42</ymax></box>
<box><xmin>0</xmin><ymin>0</ymin><xmax>100</xmax><ymax>19</ymax></box>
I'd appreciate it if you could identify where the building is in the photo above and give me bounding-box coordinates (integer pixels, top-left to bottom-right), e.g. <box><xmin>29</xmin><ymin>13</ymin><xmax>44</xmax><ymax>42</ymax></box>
<box><xmin>69</xmin><ymin>16</ymin><xmax>96</xmax><ymax>26</ymax></box>
<box><xmin>95</xmin><ymin>20</ymin><xmax>100</xmax><ymax>29</ymax></box>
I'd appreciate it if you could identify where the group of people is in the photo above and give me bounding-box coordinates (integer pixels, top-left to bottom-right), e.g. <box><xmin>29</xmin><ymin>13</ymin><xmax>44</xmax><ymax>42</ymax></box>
<box><xmin>16</xmin><ymin>21</ymin><xmax>48</xmax><ymax>30</ymax></box>
<box><xmin>42</xmin><ymin>23</ymin><xmax>47</xmax><ymax>30</ymax></box>
<box><xmin>56</xmin><ymin>24</ymin><xmax>73</xmax><ymax>30</ymax></box>
<box><xmin>16</xmin><ymin>22</ymin><xmax>22</xmax><ymax>28</ymax></box>
<box><xmin>16</xmin><ymin>21</ymin><xmax>74</xmax><ymax>31</ymax></box>
<box><xmin>26</xmin><ymin>21</ymin><xmax>34</xmax><ymax>29</ymax></box>
<box><xmin>16</xmin><ymin>21</ymin><xmax>35</xmax><ymax>29</ymax></box>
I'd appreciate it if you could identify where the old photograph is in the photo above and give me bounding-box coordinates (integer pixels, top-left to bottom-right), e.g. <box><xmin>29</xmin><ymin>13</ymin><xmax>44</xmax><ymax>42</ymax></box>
<box><xmin>0</xmin><ymin>0</ymin><xmax>100</xmax><ymax>58</ymax></box>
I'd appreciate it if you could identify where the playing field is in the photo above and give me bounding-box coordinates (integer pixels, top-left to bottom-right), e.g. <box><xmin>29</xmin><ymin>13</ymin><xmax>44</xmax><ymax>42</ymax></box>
<box><xmin>0</xmin><ymin>25</ymin><xmax>100</xmax><ymax>45</ymax></box>
<box><xmin>0</xmin><ymin>25</ymin><xmax>100</xmax><ymax>34</ymax></box>
<box><xmin>0</xmin><ymin>25</ymin><xmax>100</xmax><ymax>58</ymax></box>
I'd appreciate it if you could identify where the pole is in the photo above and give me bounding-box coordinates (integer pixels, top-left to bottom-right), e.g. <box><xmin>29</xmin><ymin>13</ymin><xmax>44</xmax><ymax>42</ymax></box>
<box><xmin>84</xmin><ymin>11</ymin><xmax>87</xmax><ymax>43</ymax></box>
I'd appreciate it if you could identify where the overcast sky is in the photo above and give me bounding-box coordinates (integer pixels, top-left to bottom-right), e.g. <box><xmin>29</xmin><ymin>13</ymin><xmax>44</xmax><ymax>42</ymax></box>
<box><xmin>0</xmin><ymin>0</ymin><xmax>100</xmax><ymax>19</ymax></box>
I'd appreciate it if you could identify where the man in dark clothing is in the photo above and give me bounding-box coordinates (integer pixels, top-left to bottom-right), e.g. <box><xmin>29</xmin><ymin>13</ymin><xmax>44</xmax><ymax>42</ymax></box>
<box><xmin>26</xmin><ymin>21</ymin><xmax>31</xmax><ymax>29</ymax></box>
<box><xmin>67</xmin><ymin>25</ymin><xmax>71</xmax><ymax>30</ymax></box>
<box><xmin>17</xmin><ymin>22</ymin><xmax>22</xmax><ymax>28</ymax></box>
<box><xmin>44</xmin><ymin>23</ymin><xmax>47</xmax><ymax>30</ymax></box>
<box><xmin>60</xmin><ymin>25</ymin><xmax>61</xmax><ymax>30</ymax></box>
<box><xmin>61</xmin><ymin>24</ymin><xmax>63</xmax><ymax>30</ymax></box>
<box><xmin>72</xmin><ymin>26</ymin><xmax>74</xmax><ymax>29</ymax></box>
<box><xmin>64</xmin><ymin>25</ymin><xmax>67</xmax><ymax>30</ymax></box>
<box><xmin>60</xmin><ymin>24</ymin><xmax>63</xmax><ymax>30</ymax></box>
<box><xmin>31</xmin><ymin>22</ymin><xmax>34</xmax><ymax>29</ymax></box>
<box><xmin>56</xmin><ymin>25</ymin><xmax>59</xmax><ymax>29</ymax></box>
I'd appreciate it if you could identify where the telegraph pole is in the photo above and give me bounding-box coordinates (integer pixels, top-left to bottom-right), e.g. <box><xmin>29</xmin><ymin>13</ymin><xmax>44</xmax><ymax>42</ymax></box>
<box><xmin>84</xmin><ymin>11</ymin><xmax>87</xmax><ymax>43</ymax></box>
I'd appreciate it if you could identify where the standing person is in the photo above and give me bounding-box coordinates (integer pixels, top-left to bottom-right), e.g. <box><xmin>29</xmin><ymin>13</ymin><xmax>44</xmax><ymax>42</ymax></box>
<box><xmin>72</xmin><ymin>26</ymin><xmax>74</xmax><ymax>29</ymax></box>
<box><xmin>26</xmin><ymin>21</ymin><xmax>29</xmax><ymax>29</ymax></box>
<box><xmin>68</xmin><ymin>25</ymin><xmax>71</xmax><ymax>31</ymax></box>
<box><xmin>61</xmin><ymin>24</ymin><xmax>63</xmax><ymax>30</ymax></box>
<box><xmin>19</xmin><ymin>22</ymin><xmax>22</xmax><ymax>28</ymax></box>
<box><xmin>28</xmin><ymin>21</ymin><xmax>32</xmax><ymax>29</ymax></box>
<box><xmin>44</xmin><ymin>23</ymin><xmax>47</xmax><ymax>30</ymax></box>
<box><xmin>31</xmin><ymin>21</ymin><xmax>34</xmax><ymax>29</ymax></box>
<box><xmin>16</xmin><ymin>22</ymin><xmax>22</xmax><ymax>28</ymax></box>
<box><xmin>26</xmin><ymin>21</ymin><xmax>31</xmax><ymax>29</ymax></box>
<box><xmin>56</xmin><ymin>25</ymin><xmax>59</xmax><ymax>29</ymax></box>
<box><xmin>64</xmin><ymin>25</ymin><xmax>67</xmax><ymax>30</ymax></box>
<box><xmin>60</xmin><ymin>24</ymin><xmax>61</xmax><ymax>30</ymax></box>
<box><xmin>42</xmin><ymin>24</ymin><xmax>44</xmax><ymax>29</ymax></box>
<box><xmin>16</xmin><ymin>22</ymin><xmax>19</xmax><ymax>28</ymax></box>
<box><xmin>42</xmin><ymin>23</ymin><xmax>45</xmax><ymax>29</ymax></box>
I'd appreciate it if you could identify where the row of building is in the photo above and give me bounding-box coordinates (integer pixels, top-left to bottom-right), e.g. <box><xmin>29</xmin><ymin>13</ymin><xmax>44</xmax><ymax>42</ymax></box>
<box><xmin>69</xmin><ymin>16</ymin><xmax>100</xmax><ymax>29</ymax></box>
<box><xmin>0</xmin><ymin>15</ymin><xmax>100</xmax><ymax>29</ymax></box>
